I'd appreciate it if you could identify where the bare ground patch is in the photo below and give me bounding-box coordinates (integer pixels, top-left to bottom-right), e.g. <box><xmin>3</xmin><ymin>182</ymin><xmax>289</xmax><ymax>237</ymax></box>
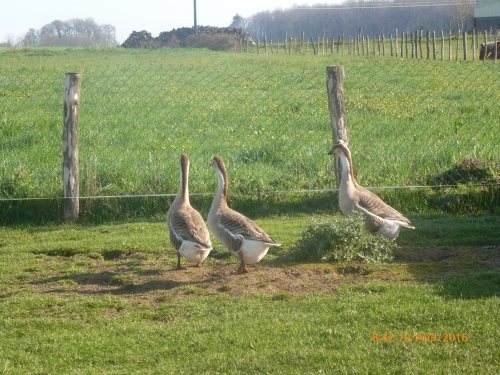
<box><xmin>27</xmin><ymin>246</ymin><xmax>500</xmax><ymax>303</ymax></box>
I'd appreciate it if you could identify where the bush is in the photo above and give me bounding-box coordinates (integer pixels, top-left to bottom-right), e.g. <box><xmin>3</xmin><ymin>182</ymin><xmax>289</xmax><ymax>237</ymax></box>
<box><xmin>185</xmin><ymin>34</ymin><xmax>235</xmax><ymax>51</ymax></box>
<box><xmin>287</xmin><ymin>213</ymin><xmax>397</xmax><ymax>263</ymax></box>
<box><xmin>428</xmin><ymin>158</ymin><xmax>500</xmax><ymax>186</ymax></box>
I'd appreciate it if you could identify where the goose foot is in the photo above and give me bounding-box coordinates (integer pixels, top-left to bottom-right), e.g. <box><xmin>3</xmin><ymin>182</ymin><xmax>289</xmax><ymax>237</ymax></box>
<box><xmin>233</xmin><ymin>260</ymin><xmax>249</xmax><ymax>274</ymax></box>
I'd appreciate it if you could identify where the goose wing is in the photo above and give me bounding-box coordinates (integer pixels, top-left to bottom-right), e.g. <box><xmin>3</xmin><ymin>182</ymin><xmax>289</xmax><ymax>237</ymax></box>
<box><xmin>356</xmin><ymin>186</ymin><xmax>412</xmax><ymax>225</ymax></box>
<box><xmin>355</xmin><ymin>204</ymin><xmax>386</xmax><ymax>234</ymax></box>
<box><xmin>168</xmin><ymin>208</ymin><xmax>212</xmax><ymax>251</ymax></box>
<box><xmin>217</xmin><ymin>209</ymin><xmax>279</xmax><ymax>252</ymax></box>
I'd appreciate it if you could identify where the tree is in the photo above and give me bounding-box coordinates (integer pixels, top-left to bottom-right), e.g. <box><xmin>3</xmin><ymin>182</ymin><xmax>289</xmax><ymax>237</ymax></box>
<box><xmin>22</xmin><ymin>29</ymin><xmax>39</xmax><ymax>47</ymax></box>
<box><xmin>452</xmin><ymin>0</ymin><xmax>474</xmax><ymax>31</ymax></box>
<box><xmin>25</xmin><ymin>18</ymin><xmax>117</xmax><ymax>47</ymax></box>
<box><xmin>230</xmin><ymin>14</ymin><xmax>246</xmax><ymax>29</ymax></box>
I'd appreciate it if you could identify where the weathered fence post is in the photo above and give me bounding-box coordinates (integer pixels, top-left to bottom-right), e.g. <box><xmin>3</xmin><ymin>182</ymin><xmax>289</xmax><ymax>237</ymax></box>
<box><xmin>341</xmin><ymin>31</ymin><xmax>345</xmax><ymax>54</ymax></box>
<box><xmin>449</xmin><ymin>28</ymin><xmax>453</xmax><ymax>61</ymax></box>
<box><xmin>326</xmin><ymin>66</ymin><xmax>349</xmax><ymax>189</ymax></box>
<box><xmin>472</xmin><ymin>30</ymin><xmax>475</xmax><ymax>60</ymax></box>
<box><xmin>441</xmin><ymin>31</ymin><xmax>445</xmax><ymax>60</ymax></box>
<box><xmin>63</xmin><ymin>73</ymin><xmax>82</xmax><ymax>221</ymax></box>
<box><xmin>463</xmin><ymin>31</ymin><xmax>467</xmax><ymax>61</ymax></box>
<box><xmin>495</xmin><ymin>29</ymin><xmax>499</xmax><ymax>63</ymax></box>
<box><xmin>483</xmin><ymin>31</ymin><xmax>487</xmax><ymax>61</ymax></box>
<box><xmin>426</xmin><ymin>30</ymin><xmax>430</xmax><ymax>59</ymax></box>
<box><xmin>432</xmin><ymin>31</ymin><xmax>437</xmax><ymax>60</ymax></box>
<box><xmin>395</xmin><ymin>29</ymin><xmax>399</xmax><ymax>57</ymax></box>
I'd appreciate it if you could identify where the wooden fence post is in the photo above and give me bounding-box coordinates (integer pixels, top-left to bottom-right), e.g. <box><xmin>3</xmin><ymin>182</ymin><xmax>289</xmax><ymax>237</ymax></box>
<box><xmin>472</xmin><ymin>30</ymin><xmax>475</xmax><ymax>61</ymax></box>
<box><xmin>449</xmin><ymin>28</ymin><xmax>452</xmax><ymax>61</ymax></box>
<box><xmin>441</xmin><ymin>31</ymin><xmax>445</xmax><ymax>60</ymax></box>
<box><xmin>432</xmin><ymin>31</ymin><xmax>437</xmax><ymax>60</ymax></box>
<box><xmin>495</xmin><ymin>29</ymin><xmax>498</xmax><ymax>63</ymax></box>
<box><xmin>463</xmin><ymin>31</ymin><xmax>467</xmax><ymax>61</ymax></box>
<box><xmin>63</xmin><ymin>73</ymin><xmax>82</xmax><ymax>221</ymax></box>
<box><xmin>483</xmin><ymin>31</ymin><xmax>487</xmax><ymax>62</ymax></box>
<box><xmin>326</xmin><ymin>66</ymin><xmax>349</xmax><ymax>189</ymax></box>
<box><xmin>426</xmin><ymin>30</ymin><xmax>430</xmax><ymax>59</ymax></box>
<box><xmin>395</xmin><ymin>29</ymin><xmax>398</xmax><ymax>57</ymax></box>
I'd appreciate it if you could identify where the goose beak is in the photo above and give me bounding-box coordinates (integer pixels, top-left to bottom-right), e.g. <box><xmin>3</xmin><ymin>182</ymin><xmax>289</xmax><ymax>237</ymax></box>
<box><xmin>327</xmin><ymin>148</ymin><xmax>334</xmax><ymax>155</ymax></box>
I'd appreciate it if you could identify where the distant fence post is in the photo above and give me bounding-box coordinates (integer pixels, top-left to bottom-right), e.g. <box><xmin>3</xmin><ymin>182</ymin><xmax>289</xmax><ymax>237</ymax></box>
<box><xmin>63</xmin><ymin>73</ymin><xmax>82</xmax><ymax>221</ymax></box>
<box><xmin>326</xmin><ymin>66</ymin><xmax>349</xmax><ymax>189</ymax></box>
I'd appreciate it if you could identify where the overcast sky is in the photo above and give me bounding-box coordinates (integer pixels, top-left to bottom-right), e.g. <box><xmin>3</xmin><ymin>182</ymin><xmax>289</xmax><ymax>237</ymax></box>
<box><xmin>1</xmin><ymin>0</ymin><xmax>322</xmax><ymax>44</ymax></box>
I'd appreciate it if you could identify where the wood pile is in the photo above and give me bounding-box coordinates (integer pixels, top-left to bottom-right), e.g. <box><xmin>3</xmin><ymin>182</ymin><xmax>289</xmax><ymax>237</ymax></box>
<box><xmin>121</xmin><ymin>26</ymin><xmax>254</xmax><ymax>49</ymax></box>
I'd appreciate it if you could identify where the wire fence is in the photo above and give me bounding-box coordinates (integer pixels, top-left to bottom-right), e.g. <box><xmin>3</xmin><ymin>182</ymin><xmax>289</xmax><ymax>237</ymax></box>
<box><xmin>1</xmin><ymin>57</ymin><xmax>499</xmax><ymax>218</ymax></box>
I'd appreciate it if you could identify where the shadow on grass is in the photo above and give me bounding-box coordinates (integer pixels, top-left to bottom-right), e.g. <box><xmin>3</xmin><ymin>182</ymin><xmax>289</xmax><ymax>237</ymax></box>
<box><xmin>434</xmin><ymin>271</ymin><xmax>500</xmax><ymax>299</ymax></box>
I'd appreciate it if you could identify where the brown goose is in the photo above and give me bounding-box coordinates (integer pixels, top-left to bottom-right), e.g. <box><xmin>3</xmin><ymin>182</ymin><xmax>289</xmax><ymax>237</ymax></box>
<box><xmin>208</xmin><ymin>156</ymin><xmax>281</xmax><ymax>274</ymax></box>
<box><xmin>167</xmin><ymin>154</ymin><xmax>212</xmax><ymax>269</ymax></box>
<box><xmin>328</xmin><ymin>141</ymin><xmax>415</xmax><ymax>240</ymax></box>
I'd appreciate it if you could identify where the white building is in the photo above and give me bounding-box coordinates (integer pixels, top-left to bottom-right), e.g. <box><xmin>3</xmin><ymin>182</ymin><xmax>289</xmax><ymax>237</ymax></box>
<box><xmin>474</xmin><ymin>0</ymin><xmax>500</xmax><ymax>31</ymax></box>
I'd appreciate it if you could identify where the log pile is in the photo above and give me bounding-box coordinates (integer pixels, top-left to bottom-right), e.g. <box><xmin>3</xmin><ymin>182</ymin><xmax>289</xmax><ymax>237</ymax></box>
<box><xmin>121</xmin><ymin>26</ymin><xmax>254</xmax><ymax>49</ymax></box>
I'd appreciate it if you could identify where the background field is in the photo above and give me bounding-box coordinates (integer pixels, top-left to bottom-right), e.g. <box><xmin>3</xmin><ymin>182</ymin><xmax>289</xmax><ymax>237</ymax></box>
<box><xmin>1</xmin><ymin>47</ymin><xmax>499</xmax><ymax>224</ymax></box>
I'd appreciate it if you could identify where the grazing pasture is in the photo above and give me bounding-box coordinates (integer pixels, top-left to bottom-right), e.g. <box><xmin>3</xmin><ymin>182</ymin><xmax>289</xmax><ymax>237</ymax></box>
<box><xmin>0</xmin><ymin>47</ymin><xmax>499</xmax><ymax>223</ymax></box>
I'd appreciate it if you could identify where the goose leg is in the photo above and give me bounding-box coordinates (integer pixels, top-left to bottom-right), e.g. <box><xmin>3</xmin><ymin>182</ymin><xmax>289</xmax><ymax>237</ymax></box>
<box><xmin>176</xmin><ymin>253</ymin><xmax>182</xmax><ymax>270</ymax></box>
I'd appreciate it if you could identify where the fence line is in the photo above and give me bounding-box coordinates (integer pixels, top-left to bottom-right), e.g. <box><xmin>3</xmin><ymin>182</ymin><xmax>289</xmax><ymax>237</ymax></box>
<box><xmin>237</xmin><ymin>28</ymin><xmax>500</xmax><ymax>62</ymax></box>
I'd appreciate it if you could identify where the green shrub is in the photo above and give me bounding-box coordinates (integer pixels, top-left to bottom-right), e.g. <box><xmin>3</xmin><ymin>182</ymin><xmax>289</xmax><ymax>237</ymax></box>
<box><xmin>287</xmin><ymin>213</ymin><xmax>397</xmax><ymax>263</ymax></box>
<box><xmin>185</xmin><ymin>34</ymin><xmax>235</xmax><ymax>51</ymax></box>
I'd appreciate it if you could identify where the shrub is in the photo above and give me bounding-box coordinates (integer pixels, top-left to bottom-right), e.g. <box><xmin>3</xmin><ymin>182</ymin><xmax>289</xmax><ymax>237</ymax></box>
<box><xmin>185</xmin><ymin>34</ymin><xmax>235</xmax><ymax>51</ymax></box>
<box><xmin>428</xmin><ymin>158</ymin><xmax>500</xmax><ymax>186</ymax></box>
<box><xmin>287</xmin><ymin>213</ymin><xmax>397</xmax><ymax>263</ymax></box>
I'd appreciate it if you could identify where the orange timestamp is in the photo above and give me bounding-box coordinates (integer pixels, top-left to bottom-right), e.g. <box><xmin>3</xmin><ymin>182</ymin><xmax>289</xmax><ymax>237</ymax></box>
<box><xmin>372</xmin><ymin>332</ymin><xmax>469</xmax><ymax>343</ymax></box>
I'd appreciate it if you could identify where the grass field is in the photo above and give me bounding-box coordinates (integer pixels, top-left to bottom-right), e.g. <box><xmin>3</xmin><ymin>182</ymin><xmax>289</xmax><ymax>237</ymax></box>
<box><xmin>0</xmin><ymin>213</ymin><xmax>499</xmax><ymax>374</ymax></box>
<box><xmin>1</xmin><ymin>47</ymin><xmax>499</xmax><ymax>224</ymax></box>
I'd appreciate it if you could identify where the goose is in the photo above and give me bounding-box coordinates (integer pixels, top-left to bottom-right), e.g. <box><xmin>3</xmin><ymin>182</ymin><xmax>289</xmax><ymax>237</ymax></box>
<box><xmin>208</xmin><ymin>156</ymin><xmax>281</xmax><ymax>274</ymax></box>
<box><xmin>328</xmin><ymin>141</ymin><xmax>415</xmax><ymax>240</ymax></box>
<box><xmin>167</xmin><ymin>154</ymin><xmax>212</xmax><ymax>269</ymax></box>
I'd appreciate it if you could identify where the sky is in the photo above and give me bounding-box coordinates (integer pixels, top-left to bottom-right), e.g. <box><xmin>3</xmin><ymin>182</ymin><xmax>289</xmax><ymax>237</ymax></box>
<box><xmin>1</xmin><ymin>0</ymin><xmax>315</xmax><ymax>44</ymax></box>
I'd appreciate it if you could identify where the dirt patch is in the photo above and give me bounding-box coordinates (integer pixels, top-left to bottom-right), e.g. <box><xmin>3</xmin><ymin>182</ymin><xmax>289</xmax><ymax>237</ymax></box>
<box><xmin>28</xmin><ymin>246</ymin><xmax>500</xmax><ymax>302</ymax></box>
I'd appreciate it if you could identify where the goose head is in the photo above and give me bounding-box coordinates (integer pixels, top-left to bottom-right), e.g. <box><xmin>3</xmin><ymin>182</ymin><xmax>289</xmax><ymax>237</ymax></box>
<box><xmin>328</xmin><ymin>141</ymin><xmax>355</xmax><ymax>185</ymax></box>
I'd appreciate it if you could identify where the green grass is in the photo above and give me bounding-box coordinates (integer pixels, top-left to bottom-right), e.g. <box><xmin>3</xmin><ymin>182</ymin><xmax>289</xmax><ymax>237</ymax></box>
<box><xmin>1</xmin><ymin>47</ymin><xmax>499</xmax><ymax>224</ymax></box>
<box><xmin>0</xmin><ymin>213</ymin><xmax>499</xmax><ymax>373</ymax></box>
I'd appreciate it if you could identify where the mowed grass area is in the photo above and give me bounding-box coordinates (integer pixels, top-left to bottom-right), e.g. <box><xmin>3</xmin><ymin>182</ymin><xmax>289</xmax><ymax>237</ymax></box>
<box><xmin>1</xmin><ymin>47</ymin><xmax>499</xmax><ymax>223</ymax></box>
<box><xmin>1</xmin><ymin>213</ymin><xmax>499</xmax><ymax>374</ymax></box>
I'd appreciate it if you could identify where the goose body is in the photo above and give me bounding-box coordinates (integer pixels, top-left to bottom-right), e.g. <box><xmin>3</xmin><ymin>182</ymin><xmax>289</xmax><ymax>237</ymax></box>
<box><xmin>208</xmin><ymin>156</ymin><xmax>281</xmax><ymax>273</ymax></box>
<box><xmin>167</xmin><ymin>154</ymin><xmax>212</xmax><ymax>268</ymax></box>
<box><xmin>328</xmin><ymin>141</ymin><xmax>415</xmax><ymax>240</ymax></box>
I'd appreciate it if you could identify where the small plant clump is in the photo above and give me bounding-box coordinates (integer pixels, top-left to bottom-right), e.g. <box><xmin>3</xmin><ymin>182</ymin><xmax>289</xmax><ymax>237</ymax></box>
<box><xmin>287</xmin><ymin>213</ymin><xmax>397</xmax><ymax>263</ymax></box>
<box><xmin>429</xmin><ymin>158</ymin><xmax>500</xmax><ymax>186</ymax></box>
